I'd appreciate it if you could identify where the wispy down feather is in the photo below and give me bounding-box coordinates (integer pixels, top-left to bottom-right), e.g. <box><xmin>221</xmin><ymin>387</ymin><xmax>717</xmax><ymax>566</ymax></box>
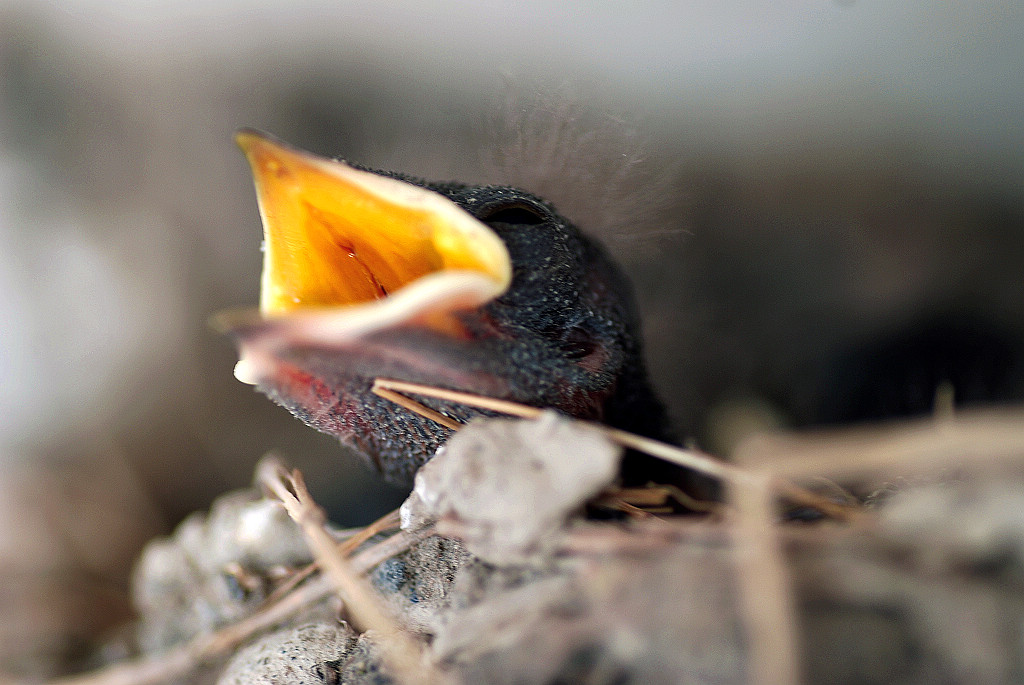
<box><xmin>480</xmin><ymin>84</ymin><xmax>690</xmax><ymax>261</ymax></box>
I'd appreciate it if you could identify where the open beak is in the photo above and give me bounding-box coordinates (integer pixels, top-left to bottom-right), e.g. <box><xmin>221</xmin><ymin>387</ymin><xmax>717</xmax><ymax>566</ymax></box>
<box><xmin>217</xmin><ymin>130</ymin><xmax>512</xmax><ymax>383</ymax></box>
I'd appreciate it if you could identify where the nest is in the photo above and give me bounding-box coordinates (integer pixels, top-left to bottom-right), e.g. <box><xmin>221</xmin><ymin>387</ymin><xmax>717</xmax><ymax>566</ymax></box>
<box><xmin>22</xmin><ymin>381</ymin><xmax>1024</xmax><ymax>685</ymax></box>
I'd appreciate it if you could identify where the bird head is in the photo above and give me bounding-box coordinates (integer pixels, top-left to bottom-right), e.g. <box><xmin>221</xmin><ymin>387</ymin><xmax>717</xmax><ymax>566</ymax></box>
<box><xmin>217</xmin><ymin>130</ymin><xmax>670</xmax><ymax>486</ymax></box>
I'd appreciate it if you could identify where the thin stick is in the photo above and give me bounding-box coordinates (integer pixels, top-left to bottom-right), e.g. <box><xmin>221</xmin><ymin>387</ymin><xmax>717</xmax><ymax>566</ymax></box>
<box><xmin>604</xmin><ymin>426</ymin><xmax>742</xmax><ymax>480</ymax></box>
<box><xmin>372</xmin><ymin>385</ymin><xmax>463</xmax><ymax>430</ymax></box>
<box><xmin>734</xmin><ymin>405</ymin><xmax>1024</xmax><ymax>479</ymax></box>
<box><xmin>598</xmin><ymin>486</ymin><xmax>670</xmax><ymax>507</ymax></box>
<box><xmin>266</xmin><ymin>508</ymin><xmax>402</xmax><ymax>604</ymax></box>
<box><xmin>729</xmin><ymin>473</ymin><xmax>802</xmax><ymax>685</ymax></box>
<box><xmin>772</xmin><ymin>479</ymin><xmax>866</xmax><ymax>522</ymax></box>
<box><xmin>257</xmin><ymin>457</ymin><xmax>454</xmax><ymax>685</ymax></box>
<box><xmin>651</xmin><ymin>482</ymin><xmax>723</xmax><ymax>515</ymax></box>
<box><xmin>609</xmin><ymin>499</ymin><xmax>658</xmax><ymax>519</ymax></box>
<box><xmin>338</xmin><ymin>509</ymin><xmax>403</xmax><ymax>554</ymax></box>
<box><xmin>373</xmin><ymin>378</ymin><xmax>543</xmax><ymax>421</ymax></box>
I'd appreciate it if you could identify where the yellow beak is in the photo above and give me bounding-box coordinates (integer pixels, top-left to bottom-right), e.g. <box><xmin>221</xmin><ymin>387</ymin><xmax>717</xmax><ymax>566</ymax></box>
<box><xmin>235</xmin><ymin>130</ymin><xmax>511</xmax><ymax>319</ymax></box>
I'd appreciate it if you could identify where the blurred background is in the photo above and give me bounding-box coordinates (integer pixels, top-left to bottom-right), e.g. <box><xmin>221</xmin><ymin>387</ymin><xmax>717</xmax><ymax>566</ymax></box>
<box><xmin>1</xmin><ymin>0</ymin><xmax>1023</xmax><ymax>675</ymax></box>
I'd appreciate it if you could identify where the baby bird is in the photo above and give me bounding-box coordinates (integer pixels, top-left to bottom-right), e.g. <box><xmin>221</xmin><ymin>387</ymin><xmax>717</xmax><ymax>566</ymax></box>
<box><xmin>220</xmin><ymin>130</ymin><xmax>671</xmax><ymax>486</ymax></box>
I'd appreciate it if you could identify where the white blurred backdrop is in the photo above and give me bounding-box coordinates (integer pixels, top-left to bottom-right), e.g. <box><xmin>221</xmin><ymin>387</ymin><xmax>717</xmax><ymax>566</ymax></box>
<box><xmin>1</xmin><ymin>0</ymin><xmax>1022</xmax><ymax>674</ymax></box>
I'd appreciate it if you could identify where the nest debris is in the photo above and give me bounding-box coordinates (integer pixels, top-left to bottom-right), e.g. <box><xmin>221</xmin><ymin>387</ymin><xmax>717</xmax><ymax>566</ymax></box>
<box><xmin>16</xmin><ymin>384</ymin><xmax>1024</xmax><ymax>685</ymax></box>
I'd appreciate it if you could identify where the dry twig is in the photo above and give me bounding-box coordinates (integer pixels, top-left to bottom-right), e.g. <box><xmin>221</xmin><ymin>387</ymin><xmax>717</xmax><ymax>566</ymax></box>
<box><xmin>729</xmin><ymin>473</ymin><xmax>801</xmax><ymax>685</ymax></box>
<box><xmin>734</xmin><ymin>405</ymin><xmax>1024</xmax><ymax>479</ymax></box>
<box><xmin>256</xmin><ymin>457</ymin><xmax>455</xmax><ymax>685</ymax></box>
<box><xmin>265</xmin><ymin>508</ymin><xmax>402</xmax><ymax>604</ymax></box>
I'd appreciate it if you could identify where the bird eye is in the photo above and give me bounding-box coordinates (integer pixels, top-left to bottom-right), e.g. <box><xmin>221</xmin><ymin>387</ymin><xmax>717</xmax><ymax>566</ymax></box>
<box><xmin>559</xmin><ymin>326</ymin><xmax>597</xmax><ymax>360</ymax></box>
<box><xmin>479</xmin><ymin>202</ymin><xmax>547</xmax><ymax>226</ymax></box>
